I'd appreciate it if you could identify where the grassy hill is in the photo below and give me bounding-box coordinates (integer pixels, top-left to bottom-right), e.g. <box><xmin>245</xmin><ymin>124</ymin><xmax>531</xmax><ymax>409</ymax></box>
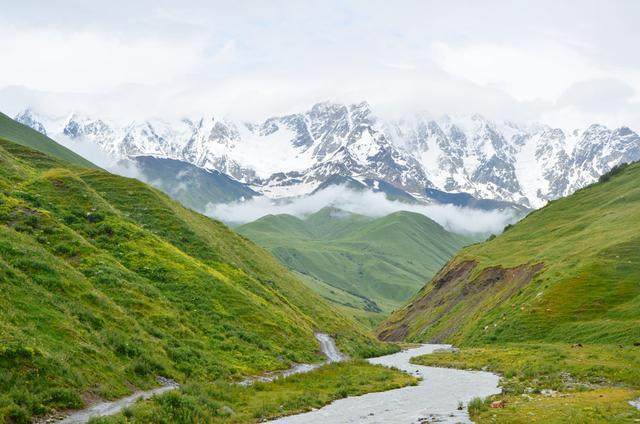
<box><xmin>0</xmin><ymin>111</ymin><xmax>96</xmax><ymax>169</ymax></box>
<box><xmin>378</xmin><ymin>162</ymin><xmax>640</xmax><ymax>422</ymax></box>
<box><xmin>130</xmin><ymin>156</ymin><xmax>259</xmax><ymax>212</ymax></box>
<box><xmin>0</xmin><ymin>127</ymin><xmax>392</xmax><ymax>421</ymax></box>
<box><xmin>238</xmin><ymin>208</ymin><xmax>472</xmax><ymax>326</ymax></box>
<box><xmin>379</xmin><ymin>162</ymin><xmax>640</xmax><ymax>345</ymax></box>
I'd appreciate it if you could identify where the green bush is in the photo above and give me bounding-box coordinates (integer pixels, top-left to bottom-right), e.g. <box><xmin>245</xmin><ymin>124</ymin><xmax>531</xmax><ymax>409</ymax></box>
<box><xmin>598</xmin><ymin>162</ymin><xmax>630</xmax><ymax>183</ymax></box>
<box><xmin>467</xmin><ymin>396</ymin><xmax>488</xmax><ymax>416</ymax></box>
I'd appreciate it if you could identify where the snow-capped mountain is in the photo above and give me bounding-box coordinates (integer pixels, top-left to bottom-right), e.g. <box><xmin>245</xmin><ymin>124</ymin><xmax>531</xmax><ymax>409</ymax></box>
<box><xmin>15</xmin><ymin>102</ymin><xmax>640</xmax><ymax>208</ymax></box>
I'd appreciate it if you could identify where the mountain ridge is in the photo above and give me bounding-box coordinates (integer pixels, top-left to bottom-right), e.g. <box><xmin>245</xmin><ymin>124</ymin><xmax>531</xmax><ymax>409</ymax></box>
<box><xmin>15</xmin><ymin>103</ymin><xmax>640</xmax><ymax>209</ymax></box>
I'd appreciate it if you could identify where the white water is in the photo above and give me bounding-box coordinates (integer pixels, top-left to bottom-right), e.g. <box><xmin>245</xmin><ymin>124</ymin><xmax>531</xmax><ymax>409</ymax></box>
<box><xmin>316</xmin><ymin>332</ymin><xmax>346</xmax><ymax>362</ymax></box>
<box><xmin>270</xmin><ymin>344</ymin><xmax>501</xmax><ymax>424</ymax></box>
<box><xmin>240</xmin><ymin>332</ymin><xmax>344</xmax><ymax>385</ymax></box>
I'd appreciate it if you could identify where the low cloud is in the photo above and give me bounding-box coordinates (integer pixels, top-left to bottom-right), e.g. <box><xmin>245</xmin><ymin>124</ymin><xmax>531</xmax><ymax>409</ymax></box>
<box><xmin>55</xmin><ymin>134</ymin><xmax>144</xmax><ymax>180</ymax></box>
<box><xmin>206</xmin><ymin>185</ymin><xmax>518</xmax><ymax>235</ymax></box>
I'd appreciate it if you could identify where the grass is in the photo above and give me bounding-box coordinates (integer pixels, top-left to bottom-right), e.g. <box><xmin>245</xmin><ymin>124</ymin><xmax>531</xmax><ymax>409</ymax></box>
<box><xmin>0</xmin><ymin>126</ymin><xmax>397</xmax><ymax>423</ymax></box>
<box><xmin>465</xmin><ymin>389</ymin><xmax>640</xmax><ymax>423</ymax></box>
<box><xmin>91</xmin><ymin>361</ymin><xmax>417</xmax><ymax>423</ymax></box>
<box><xmin>380</xmin><ymin>161</ymin><xmax>640</xmax><ymax>345</ymax></box>
<box><xmin>294</xmin><ymin>272</ymin><xmax>386</xmax><ymax>328</ymax></box>
<box><xmin>237</xmin><ymin>207</ymin><xmax>472</xmax><ymax>325</ymax></box>
<box><xmin>412</xmin><ymin>343</ymin><xmax>640</xmax><ymax>423</ymax></box>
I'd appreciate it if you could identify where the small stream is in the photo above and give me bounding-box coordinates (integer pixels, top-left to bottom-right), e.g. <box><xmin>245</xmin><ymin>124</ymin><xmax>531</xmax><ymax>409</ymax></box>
<box><xmin>270</xmin><ymin>344</ymin><xmax>501</xmax><ymax>424</ymax></box>
<box><xmin>58</xmin><ymin>379</ymin><xmax>179</xmax><ymax>424</ymax></box>
<box><xmin>239</xmin><ymin>332</ymin><xmax>345</xmax><ymax>385</ymax></box>
<box><xmin>55</xmin><ymin>333</ymin><xmax>342</xmax><ymax>423</ymax></box>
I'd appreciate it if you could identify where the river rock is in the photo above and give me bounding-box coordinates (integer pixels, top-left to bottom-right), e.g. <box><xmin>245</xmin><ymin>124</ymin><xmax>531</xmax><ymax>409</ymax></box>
<box><xmin>490</xmin><ymin>400</ymin><xmax>505</xmax><ymax>408</ymax></box>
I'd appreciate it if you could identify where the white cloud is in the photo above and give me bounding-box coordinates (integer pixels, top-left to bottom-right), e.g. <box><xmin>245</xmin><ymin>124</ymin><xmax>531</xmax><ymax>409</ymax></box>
<box><xmin>0</xmin><ymin>28</ymin><xmax>204</xmax><ymax>92</ymax></box>
<box><xmin>1</xmin><ymin>1</ymin><xmax>639</xmax><ymax>129</ymax></box>
<box><xmin>206</xmin><ymin>185</ymin><xmax>517</xmax><ymax>235</ymax></box>
<box><xmin>556</xmin><ymin>78</ymin><xmax>635</xmax><ymax>113</ymax></box>
<box><xmin>431</xmin><ymin>41</ymin><xmax>603</xmax><ymax>102</ymax></box>
<box><xmin>53</xmin><ymin>133</ymin><xmax>143</xmax><ymax>179</ymax></box>
<box><xmin>538</xmin><ymin>78</ymin><xmax>640</xmax><ymax>131</ymax></box>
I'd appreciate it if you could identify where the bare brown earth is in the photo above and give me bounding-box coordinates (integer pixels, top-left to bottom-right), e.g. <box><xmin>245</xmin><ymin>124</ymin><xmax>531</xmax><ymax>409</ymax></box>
<box><xmin>378</xmin><ymin>261</ymin><xmax>543</xmax><ymax>342</ymax></box>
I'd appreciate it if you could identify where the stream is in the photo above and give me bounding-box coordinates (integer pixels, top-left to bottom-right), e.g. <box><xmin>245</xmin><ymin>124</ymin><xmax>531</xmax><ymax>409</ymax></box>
<box><xmin>55</xmin><ymin>338</ymin><xmax>500</xmax><ymax>424</ymax></box>
<box><xmin>56</xmin><ymin>333</ymin><xmax>343</xmax><ymax>423</ymax></box>
<box><xmin>57</xmin><ymin>379</ymin><xmax>179</xmax><ymax>424</ymax></box>
<box><xmin>238</xmin><ymin>332</ymin><xmax>345</xmax><ymax>385</ymax></box>
<box><xmin>270</xmin><ymin>344</ymin><xmax>501</xmax><ymax>424</ymax></box>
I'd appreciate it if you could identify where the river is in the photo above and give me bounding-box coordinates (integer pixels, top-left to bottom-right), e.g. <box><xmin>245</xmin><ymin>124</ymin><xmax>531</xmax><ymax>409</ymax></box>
<box><xmin>269</xmin><ymin>344</ymin><xmax>501</xmax><ymax>424</ymax></box>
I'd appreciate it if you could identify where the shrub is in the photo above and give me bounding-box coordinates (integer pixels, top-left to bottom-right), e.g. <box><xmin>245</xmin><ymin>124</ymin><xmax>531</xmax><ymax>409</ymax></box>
<box><xmin>6</xmin><ymin>404</ymin><xmax>30</xmax><ymax>424</ymax></box>
<box><xmin>0</xmin><ymin>344</ymin><xmax>38</xmax><ymax>362</ymax></box>
<box><xmin>130</xmin><ymin>356</ymin><xmax>165</xmax><ymax>377</ymax></box>
<box><xmin>43</xmin><ymin>388</ymin><xmax>83</xmax><ymax>409</ymax></box>
<box><xmin>599</xmin><ymin>162</ymin><xmax>629</xmax><ymax>183</ymax></box>
<box><xmin>467</xmin><ymin>396</ymin><xmax>488</xmax><ymax>416</ymax></box>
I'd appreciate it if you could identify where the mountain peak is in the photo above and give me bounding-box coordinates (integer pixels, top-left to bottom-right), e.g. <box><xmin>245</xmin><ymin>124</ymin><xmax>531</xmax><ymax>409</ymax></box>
<box><xmin>15</xmin><ymin>108</ymin><xmax>47</xmax><ymax>135</ymax></box>
<box><xmin>11</xmin><ymin>101</ymin><xmax>640</xmax><ymax>208</ymax></box>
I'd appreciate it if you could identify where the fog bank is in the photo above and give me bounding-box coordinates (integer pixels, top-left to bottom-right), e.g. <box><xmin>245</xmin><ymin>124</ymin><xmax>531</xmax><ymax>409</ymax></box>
<box><xmin>206</xmin><ymin>185</ymin><xmax>519</xmax><ymax>235</ymax></box>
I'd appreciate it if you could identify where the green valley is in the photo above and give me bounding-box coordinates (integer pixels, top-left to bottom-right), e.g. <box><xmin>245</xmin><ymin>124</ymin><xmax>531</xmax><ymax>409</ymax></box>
<box><xmin>237</xmin><ymin>207</ymin><xmax>472</xmax><ymax>326</ymax></box>
<box><xmin>0</xmin><ymin>114</ymin><xmax>406</xmax><ymax>423</ymax></box>
<box><xmin>5</xmin><ymin>3</ymin><xmax>638</xmax><ymax>423</ymax></box>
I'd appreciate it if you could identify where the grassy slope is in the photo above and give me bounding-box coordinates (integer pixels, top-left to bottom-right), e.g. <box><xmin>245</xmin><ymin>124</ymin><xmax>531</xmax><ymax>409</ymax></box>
<box><xmin>0</xmin><ymin>135</ymin><xmax>396</xmax><ymax>422</ymax></box>
<box><xmin>131</xmin><ymin>156</ymin><xmax>258</xmax><ymax>212</ymax></box>
<box><xmin>379</xmin><ymin>162</ymin><xmax>640</xmax><ymax>345</ymax></box>
<box><xmin>0</xmin><ymin>111</ymin><xmax>96</xmax><ymax>169</ymax></box>
<box><xmin>293</xmin><ymin>272</ymin><xmax>384</xmax><ymax>329</ymax></box>
<box><xmin>237</xmin><ymin>208</ymin><xmax>471</xmax><ymax>324</ymax></box>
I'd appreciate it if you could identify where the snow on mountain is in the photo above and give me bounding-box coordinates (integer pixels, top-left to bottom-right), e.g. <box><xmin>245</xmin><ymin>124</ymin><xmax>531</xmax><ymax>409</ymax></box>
<box><xmin>14</xmin><ymin>102</ymin><xmax>640</xmax><ymax>208</ymax></box>
<box><xmin>15</xmin><ymin>109</ymin><xmax>48</xmax><ymax>136</ymax></box>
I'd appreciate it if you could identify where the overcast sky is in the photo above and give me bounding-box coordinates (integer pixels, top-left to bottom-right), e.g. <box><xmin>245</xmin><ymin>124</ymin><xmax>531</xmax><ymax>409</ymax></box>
<box><xmin>1</xmin><ymin>0</ymin><xmax>639</xmax><ymax>128</ymax></box>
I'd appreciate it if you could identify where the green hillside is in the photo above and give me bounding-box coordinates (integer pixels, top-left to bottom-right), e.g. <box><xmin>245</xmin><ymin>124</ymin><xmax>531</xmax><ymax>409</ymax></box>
<box><xmin>238</xmin><ymin>208</ymin><xmax>472</xmax><ymax>326</ymax></box>
<box><xmin>0</xmin><ymin>133</ymin><xmax>392</xmax><ymax>422</ymax></box>
<box><xmin>379</xmin><ymin>162</ymin><xmax>640</xmax><ymax>345</ymax></box>
<box><xmin>131</xmin><ymin>156</ymin><xmax>258</xmax><ymax>212</ymax></box>
<box><xmin>0</xmin><ymin>111</ymin><xmax>96</xmax><ymax>168</ymax></box>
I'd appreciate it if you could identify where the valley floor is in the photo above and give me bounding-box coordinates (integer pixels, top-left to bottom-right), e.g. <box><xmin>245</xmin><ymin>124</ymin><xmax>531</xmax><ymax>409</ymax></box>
<box><xmin>90</xmin><ymin>343</ymin><xmax>503</xmax><ymax>424</ymax></box>
<box><xmin>412</xmin><ymin>343</ymin><xmax>640</xmax><ymax>423</ymax></box>
<box><xmin>90</xmin><ymin>361</ymin><xmax>416</xmax><ymax>423</ymax></box>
